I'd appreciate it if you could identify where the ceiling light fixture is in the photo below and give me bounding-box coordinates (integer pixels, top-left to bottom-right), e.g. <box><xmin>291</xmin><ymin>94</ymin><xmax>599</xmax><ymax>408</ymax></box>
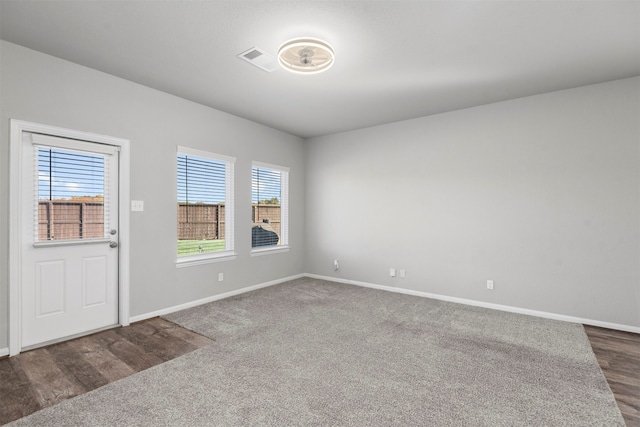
<box><xmin>277</xmin><ymin>38</ymin><xmax>335</xmax><ymax>74</ymax></box>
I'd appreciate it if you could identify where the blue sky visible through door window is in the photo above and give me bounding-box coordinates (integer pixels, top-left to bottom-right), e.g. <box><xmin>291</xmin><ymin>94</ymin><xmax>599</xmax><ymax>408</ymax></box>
<box><xmin>38</xmin><ymin>147</ymin><xmax>105</xmax><ymax>201</ymax></box>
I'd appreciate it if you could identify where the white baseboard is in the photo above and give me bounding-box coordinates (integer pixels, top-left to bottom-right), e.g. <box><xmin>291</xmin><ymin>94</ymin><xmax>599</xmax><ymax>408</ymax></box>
<box><xmin>127</xmin><ymin>271</ymin><xmax>639</xmax><ymax>334</ymax></box>
<box><xmin>305</xmin><ymin>273</ymin><xmax>640</xmax><ymax>334</ymax></box>
<box><xmin>6</xmin><ymin>272</ymin><xmax>632</xmax><ymax>357</ymax></box>
<box><xmin>129</xmin><ymin>273</ymin><xmax>305</xmax><ymax>323</ymax></box>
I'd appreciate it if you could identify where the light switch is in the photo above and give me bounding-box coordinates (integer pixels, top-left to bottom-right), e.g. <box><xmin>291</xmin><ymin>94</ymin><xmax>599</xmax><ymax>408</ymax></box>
<box><xmin>131</xmin><ymin>200</ymin><xmax>144</xmax><ymax>212</ymax></box>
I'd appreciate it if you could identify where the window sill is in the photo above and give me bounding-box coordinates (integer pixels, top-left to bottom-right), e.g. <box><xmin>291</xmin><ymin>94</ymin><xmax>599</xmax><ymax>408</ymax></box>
<box><xmin>250</xmin><ymin>245</ymin><xmax>290</xmax><ymax>257</ymax></box>
<box><xmin>176</xmin><ymin>252</ymin><xmax>237</xmax><ymax>268</ymax></box>
<box><xmin>34</xmin><ymin>237</ymin><xmax>111</xmax><ymax>248</ymax></box>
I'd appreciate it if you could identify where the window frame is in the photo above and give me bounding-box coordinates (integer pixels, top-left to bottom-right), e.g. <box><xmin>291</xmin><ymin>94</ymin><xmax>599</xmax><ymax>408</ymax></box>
<box><xmin>176</xmin><ymin>146</ymin><xmax>236</xmax><ymax>267</ymax></box>
<box><xmin>251</xmin><ymin>161</ymin><xmax>290</xmax><ymax>256</ymax></box>
<box><xmin>32</xmin><ymin>137</ymin><xmax>116</xmax><ymax>245</ymax></box>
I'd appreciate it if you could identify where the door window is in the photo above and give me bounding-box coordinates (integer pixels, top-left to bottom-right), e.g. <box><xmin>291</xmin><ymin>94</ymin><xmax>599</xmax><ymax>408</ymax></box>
<box><xmin>35</xmin><ymin>146</ymin><xmax>111</xmax><ymax>242</ymax></box>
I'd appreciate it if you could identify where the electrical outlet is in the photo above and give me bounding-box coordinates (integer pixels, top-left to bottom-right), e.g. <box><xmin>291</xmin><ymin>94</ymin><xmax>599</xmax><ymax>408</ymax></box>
<box><xmin>131</xmin><ymin>200</ymin><xmax>144</xmax><ymax>212</ymax></box>
<box><xmin>218</xmin><ymin>273</ymin><xmax>224</xmax><ymax>282</ymax></box>
<box><xmin>390</xmin><ymin>268</ymin><xmax>396</xmax><ymax>277</ymax></box>
<box><xmin>487</xmin><ymin>280</ymin><xmax>494</xmax><ymax>290</ymax></box>
<box><xmin>334</xmin><ymin>259</ymin><xmax>339</xmax><ymax>271</ymax></box>
<box><xmin>399</xmin><ymin>269</ymin><xmax>406</xmax><ymax>278</ymax></box>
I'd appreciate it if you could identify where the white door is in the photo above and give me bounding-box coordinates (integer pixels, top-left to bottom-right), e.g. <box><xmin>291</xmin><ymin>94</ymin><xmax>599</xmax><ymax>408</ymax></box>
<box><xmin>20</xmin><ymin>132</ymin><xmax>119</xmax><ymax>349</ymax></box>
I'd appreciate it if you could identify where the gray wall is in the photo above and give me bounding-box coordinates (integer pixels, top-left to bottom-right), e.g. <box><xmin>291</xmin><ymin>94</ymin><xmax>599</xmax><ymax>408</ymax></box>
<box><xmin>0</xmin><ymin>41</ymin><xmax>306</xmax><ymax>349</ymax></box>
<box><xmin>305</xmin><ymin>77</ymin><xmax>640</xmax><ymax>328</ymax></box>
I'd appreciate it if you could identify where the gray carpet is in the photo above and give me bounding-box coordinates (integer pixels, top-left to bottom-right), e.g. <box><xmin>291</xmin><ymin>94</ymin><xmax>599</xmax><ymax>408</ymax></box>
<box><xmin>11</xmin><ymin>277</ymin><xmax>624</xmax><ymax>426</ymax></box>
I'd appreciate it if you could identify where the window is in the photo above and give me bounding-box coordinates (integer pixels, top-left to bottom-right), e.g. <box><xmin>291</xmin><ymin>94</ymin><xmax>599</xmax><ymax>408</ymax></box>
<box><xmin>177</xmin><ymin>146</ymin><xmax>235</xmax><ymax>265</ymax></box>
<box><xmin>251</xmin><ymin>162</ymin><xmax>289</xmax><ymax>252</ymax></box>
<box><xmin>34</xmin><ymin>136</ymin><xmax>117</xmax><ymax>243</ymax></box>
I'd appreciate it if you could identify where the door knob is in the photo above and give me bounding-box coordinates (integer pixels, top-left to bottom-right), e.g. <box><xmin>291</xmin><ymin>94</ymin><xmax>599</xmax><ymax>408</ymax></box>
<box><xmin>110</xmin><ymin>229</ymin><xmax>117</xmax><ymax>235</ymax></box>
<box><xmin>109</xmin><ymin>241</ymin><xmax>118</xmax><ymax>248</ymax></box>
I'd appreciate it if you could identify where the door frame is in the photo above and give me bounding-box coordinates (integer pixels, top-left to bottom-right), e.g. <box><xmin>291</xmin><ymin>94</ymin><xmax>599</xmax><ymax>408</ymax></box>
<box><xmin>9</xmin><ymin>119</ymin><xmax>131</xmax><ymax>356</ymax></box>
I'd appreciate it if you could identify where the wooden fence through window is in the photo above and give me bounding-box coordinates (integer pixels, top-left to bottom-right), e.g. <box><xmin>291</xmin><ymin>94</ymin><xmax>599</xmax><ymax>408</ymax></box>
<box><xmin>178</xmin><ymin>203</ymin><xmax>281</xmax><ymax>240</ymax></box>
<box><xmin>177</xmin><ymin>203</ymin><xmax>227</xmax><ymax>241</ymax></box>
<box><xmin>37</xmin><ymin>201</ymin><xmax>282</xmax><ymax>241</ymax></box>
<box><xmin>38</xmin><ymin>200</ymin><xmax>105</xmax><ymax>241</ymax></box>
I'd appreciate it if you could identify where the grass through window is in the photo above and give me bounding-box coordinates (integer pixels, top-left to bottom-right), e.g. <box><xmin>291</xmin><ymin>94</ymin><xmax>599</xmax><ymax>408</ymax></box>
<box><xmin>177</xmin><ymin>240</ymin><xmax>225</xmax><ymax>256</ymax></box>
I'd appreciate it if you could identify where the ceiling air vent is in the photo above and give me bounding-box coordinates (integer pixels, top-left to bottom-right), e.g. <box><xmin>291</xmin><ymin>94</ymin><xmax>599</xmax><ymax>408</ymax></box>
<box><xmin>237</xmin><ymin>47</ymin><xmax>279</xmax><ymax>72</ymax></box>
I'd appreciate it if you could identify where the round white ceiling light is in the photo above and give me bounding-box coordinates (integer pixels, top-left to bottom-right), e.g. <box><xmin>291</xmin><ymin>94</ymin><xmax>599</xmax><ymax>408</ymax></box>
<box><xmin>277</xmin><ymin>38</ymin><xmax>335</xmax><ymax>74</ymax></box>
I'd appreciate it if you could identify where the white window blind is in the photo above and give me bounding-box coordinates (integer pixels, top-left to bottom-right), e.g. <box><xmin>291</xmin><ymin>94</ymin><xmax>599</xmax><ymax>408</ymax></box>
<box><xmin>177</xmin><ymin>146</ymin><xmax>235</xmax><ymax>262</ymax></box>
<box><xmin>251</xmin><ymin>162</ymin><xmax>289</xmax><ymax>249</ymax></box>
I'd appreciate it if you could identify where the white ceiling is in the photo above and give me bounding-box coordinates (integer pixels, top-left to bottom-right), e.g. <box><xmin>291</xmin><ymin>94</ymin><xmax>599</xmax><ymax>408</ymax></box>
<box><xmin>1</xmin><ymin>1</ymin><xmax>639</xmax><ymax>138</ymax></box>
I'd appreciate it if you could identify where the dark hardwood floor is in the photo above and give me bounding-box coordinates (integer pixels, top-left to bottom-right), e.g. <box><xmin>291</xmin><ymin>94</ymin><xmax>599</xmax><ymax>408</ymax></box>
<box><xmin>0</xmin><ymin>320</ymin><xmax>637</xmax><ymax>426</ymax></box>
<box><xmin>584</xmin><ymin>325</ymin><xmax>640</xmax><ymax>427</ymax></box>
<box><xmin>0</xmin><ymin>317</ymin><xmax>213</xmax><ymax>425</ymax></box>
